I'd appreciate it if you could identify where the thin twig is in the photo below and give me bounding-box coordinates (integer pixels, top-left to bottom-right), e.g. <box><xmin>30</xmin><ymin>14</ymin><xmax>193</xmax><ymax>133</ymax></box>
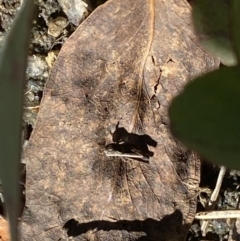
<box><xmin>104</xmin><ymin>150</ymin><xmax>149</xmax><ymax>162</ymax></box>
<box><xmin>199</xmin><ymin>166</ymin><xmax>226</xmax><ymax>236</ymax></box>
<box><xmin>23</xmin><ymin>105</ymin><xmax>40</xmax><ymax>110</ymax></box>
<box><xmin>24</xmin><ymin>87</ymin><xmax>32</xmax><ymax>95</ymax></box>
<box><xmin>196</xmin><ymin>210</ymin><xmax>240</xmax><ymax>220</ymax></box>
<box><xmin>227</xmin><ymin>188</ymin><xmax>240</xmax><ymax>241</ymax></box>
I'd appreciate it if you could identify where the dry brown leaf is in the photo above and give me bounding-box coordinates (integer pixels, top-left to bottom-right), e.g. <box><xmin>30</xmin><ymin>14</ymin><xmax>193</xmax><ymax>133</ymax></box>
<box><xmin>20</xmin><ymin>0</ymin><xmax>219</xmax><ymax>240</ymax></box>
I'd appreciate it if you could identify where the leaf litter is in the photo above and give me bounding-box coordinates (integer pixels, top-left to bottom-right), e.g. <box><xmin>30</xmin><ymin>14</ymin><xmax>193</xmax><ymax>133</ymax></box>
<box><xmin>19</xmin><ymin>0</ymin><xmax>219</xmax><ymax>240</ymax></box>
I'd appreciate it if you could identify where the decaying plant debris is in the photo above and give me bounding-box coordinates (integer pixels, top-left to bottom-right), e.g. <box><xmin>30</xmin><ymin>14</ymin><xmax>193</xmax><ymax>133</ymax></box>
<box><xmin>19</xmin><ymin>0</ymin><xmax>215</xmax><ymax>240</ymax></box>
<box><xmin>0</xmin><ymin>1</ymin><xmax>239</xmax><ymax>241</ymax></box>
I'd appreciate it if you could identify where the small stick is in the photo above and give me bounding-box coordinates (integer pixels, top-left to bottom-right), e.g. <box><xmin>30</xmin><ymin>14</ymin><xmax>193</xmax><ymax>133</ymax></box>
<box><xmin>196</xmin><ymin>210</ymin><xmax>240</xmax><ymax>220</ymax></box>
<box><xmin>104</xmin><ymin>150</ymin><xmax>149</xmax><ymax>162</ymax></box>
<box><xmin>24</xmin><ymin>87</ymin><xmax>33</xmax><ymax>95</ymax></box>
<box><xmin>210</xmin><ymin>166</ymin><xmax>226</xmax><ymax>205</ymax></box>
<box><xmin>23</xmin><ymin>105</ymin><xmax>40</xmax><ymax>110</ymax></box>
<box><xmin>228</xmin><ymin>192</ymin><xmax>240</xmax><ymax>241</ymax></box>
<box><xmin>200</xmin><ymin>166</ymin><xmax>226</xmax><ymax>236</ymax></box>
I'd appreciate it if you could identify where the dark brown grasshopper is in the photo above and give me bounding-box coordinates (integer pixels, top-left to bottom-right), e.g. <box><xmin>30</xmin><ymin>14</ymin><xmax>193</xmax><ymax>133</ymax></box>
<box><xmin>105</xmin><ymin>122</ymin><xmax>157</xmax><ymax>162</ymax></box>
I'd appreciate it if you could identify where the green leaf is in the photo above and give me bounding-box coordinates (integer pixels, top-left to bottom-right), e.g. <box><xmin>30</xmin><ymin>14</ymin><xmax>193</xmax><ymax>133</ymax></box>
<box><xmin>229</xmin><ymin>0</ymin><xmax>240</xmax><ymax>63</ymax></box>
<box><xmin>192</xmin><ymin>0</ymin><xmax>237</xmax><ymax>66</ymax></box>
<box><xmin>169</xmin><ymin>66</ymin><xmax>240</xmax><ymax>169</ymax></box>
<box><xmin>0</xmin><ymin>0</ymin><xmax>34</xmax><ymax>240</ymax></box>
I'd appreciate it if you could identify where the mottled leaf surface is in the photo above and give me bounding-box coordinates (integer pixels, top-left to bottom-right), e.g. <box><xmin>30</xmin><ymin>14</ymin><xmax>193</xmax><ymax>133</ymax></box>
<box><xmin>20</xmin><ymin>0</ymin><xmax>218</xmax><ymax>240</ymax></box>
